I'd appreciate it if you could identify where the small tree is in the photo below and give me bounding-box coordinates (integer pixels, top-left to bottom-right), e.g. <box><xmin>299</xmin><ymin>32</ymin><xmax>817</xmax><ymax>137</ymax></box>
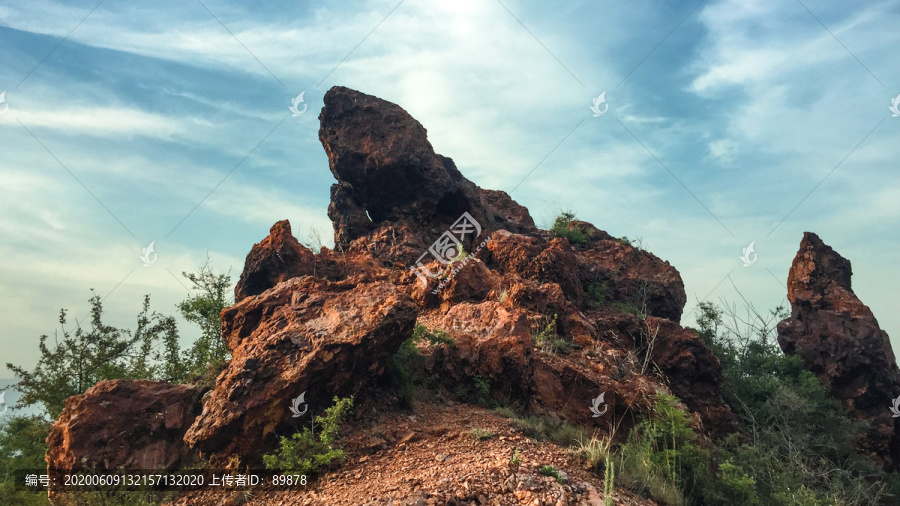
<box><xmin>6</xmin><ymin>293</ymin><xmax>183</xmax><ymax>418</ymax></box>
<box><xmin>178</xmin><ymin>258</ymin><xmax>232</xmax><ymax>377</ymax></box>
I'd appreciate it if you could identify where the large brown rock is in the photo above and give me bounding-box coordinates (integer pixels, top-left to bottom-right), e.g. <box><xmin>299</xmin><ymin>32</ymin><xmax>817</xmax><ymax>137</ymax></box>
<box><xmin>578</xmin><ymin>237</ymin><xmax>686</xmax><ymax>322</ymax></box>
<box><xmin>184</xmin><ymin>277</ymin><xmax>417</xmax><ymax>463</ymax></box>
<box><xmin>46</xmin><ymin>380</ymin><xmax>201</xmax><ymax>488</ymax></box>
<box><xmin>777</xmin><ymin>232</ymin><xmax>900</xmax><ymax>463</ymax></box>
<box><xmin>319</xmin><ymin>86</ymin><xmax>536</xmax><ymax>259</ymax></box>
<box><xmin>233</xmin><ymin>220</ymin><xmax>317</xmax><ymax>302</ymax></box>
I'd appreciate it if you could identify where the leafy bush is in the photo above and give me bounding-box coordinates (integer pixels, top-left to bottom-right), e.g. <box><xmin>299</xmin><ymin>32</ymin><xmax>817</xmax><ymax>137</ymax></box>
<box><xmin>616</xmin><ymin>394</ymin><xmax>708</xmax><ymax>505</ymax></box>
<box><xmin>385</xmin><ymin>336</ymin><xmax>421</xmax><ymax>408</ymax></box>
<box><xmin>550</xmin><ymin>211</ymin><xmax>591</xmax><ymax>245</ymax></box>
<box><xmin>263</xmin><ymin>396</ymin><xmax>354</xmax><ymax>475</ymax></box>
<box><xmin>178</xmin><ymin>260</ymin><xmax>232</xmax><ymax>378</ymax></box>
<box><xmin>7</xmin><ymin>293</ymin><xmax>185</xmax><ymax>419</ymax></box>
<box><xmin>412</xmin><ymin>323</ymin><xmax>454</xmax><ymax>346</ymax></box>
<box><xmin>693</xmin><ymin>301</ymin><xmax>898</xmax><ymax>505</ymax></box>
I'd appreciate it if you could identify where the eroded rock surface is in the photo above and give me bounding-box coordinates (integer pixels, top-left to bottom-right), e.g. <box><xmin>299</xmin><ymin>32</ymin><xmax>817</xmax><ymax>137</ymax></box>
<box><xmin>184</xmin><ymin>277</ymin><xmax>417</xmax><ymax>464</ymax></box>
<box><xmin>46</xmin><ymin>86</ymin><xmax>742</xmax><ymax>491</ymax></box>
<box><xmin>45</xmin><ymin>380</ymin><xmax>201</xmax><ymax>493</ymax></box>
<box><xmin>320</xmin><ymin>86</ymin><xmax>536</xmax><ymax>261</ymax></box>
<box><xmin>777</xmin><ymin>232</ymin><xmax>900</xmax><ymax>463</ymax></box>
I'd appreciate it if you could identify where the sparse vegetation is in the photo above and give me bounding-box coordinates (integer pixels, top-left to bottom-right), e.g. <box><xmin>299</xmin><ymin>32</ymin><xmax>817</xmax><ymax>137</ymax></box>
<box><xmin>510</xmin><ymin>414</ymin><xmax>585</xmax><ymax>447</ymax></box>
<box><xmin>492</xmin><ymin>406</ymin><xmax>517</xmax><ymax>419</ymax></box>
<box><xmin>611</xmin><ymin>301</ymin><xmax>640</xmax><ymax>316</ymax></box>
<box><xmin>615</xmin><ymin>236</ymin><xmax>633</xmax><ymax>247</ymax></box>
<box><xmin>586</xmin><ymin>281</ymin><xmax>608</xmax><ymax>307</ymax></box>
<box><xmin>540</xmin><ymin>464</ymin><xmax>559</xmax><ymax>477</ymax></box>
<box><xmin>550</xmin><ymin>211</ymin><xmax>591</xmax><ymax>245</ymax></box>
<box><xmin>385</xmin><ymin>323</ymin><xmax>456</xmax><ymax>408</ymax></box>
<box><xmin>474</xmin><ymin>375</ymin><xmax>493</xmax><ymax>407</ymax></box>
<box><xmin>510</xmin><ymin>447</ymin><xmax>521</xmax><ymax>467</ymax></box>
<box><xmin>468</xmin><ymin>426</ymin><xmax>495</xmax><ymax>441</ymax></box>
<box><xmin>263</xmin><ymin>396</ymin><xmax>354</xmax><ymax>475</ymax></box>
<box><xmin>412</xmin><ymin>323</ymin><xmax>455</xmax><ymax>347</ymax></box>
<box><xmin>532</xmin><ymin>314</ymin><xmax>577</xmax><ymax>355</ymax></box>
<box><xmin>578</xmin><ymin>303</ymin><xmax>900</xmax><ymax>506</ymax></box>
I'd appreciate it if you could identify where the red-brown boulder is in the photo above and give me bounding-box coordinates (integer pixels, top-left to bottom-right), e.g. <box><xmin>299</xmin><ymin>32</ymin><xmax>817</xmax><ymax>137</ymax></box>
<box><xmin>46</xmin><ymin>380</ymin><xmax>201</xmax><ymax>493</ymax></box>
<box><xmin>233</xmin><ymin>220</ymin><xmax>317</xmax><ymax>302</ymax></box>
<box><xmin>183</xmin><ymin>277</ymin><xmax>417</xmax><ymax>464</ymax></box>
<box><xmin>319</xmin><ymin>86</ymin><xmax>536</xmax><ymax>260</ymax></box>
<box><xmin>579</xmin><ymin>238</ymin><xmax>686</xmax><ymax>321</ymax></box>
<box><xmin>777</xmin><ymin>232</ymin><xmax>900</xmax><ymax>463</ymax></box>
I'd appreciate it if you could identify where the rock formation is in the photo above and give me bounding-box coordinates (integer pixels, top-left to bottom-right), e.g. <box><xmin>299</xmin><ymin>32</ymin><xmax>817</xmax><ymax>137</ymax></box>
<box><xmin>777</xmin><ymin>232</ymin><xmax>900</xmax><ymax>464</ymax></box>
<box><xmin>45</xmin><ymin>380</ymin><xmax>202</xmax><ymax>494</ymax></box>
<box><xmin>45</xmin><ymin>86</ymin><xmax>741</xmax><ymax>500</ymax></box>
<box><xmin>320</xmin><ymin>86</ymin><xmax>536</xmax><ymax>263</ymax></box>
<box><xmin>184</xmin><ymin>277</ymin><xmax>417</xmax><ymax>463</ymax></box>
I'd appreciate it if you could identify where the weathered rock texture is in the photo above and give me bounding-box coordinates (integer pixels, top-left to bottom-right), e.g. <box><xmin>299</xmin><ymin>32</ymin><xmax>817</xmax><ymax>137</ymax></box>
<box><xmin>320</xmin><ymin>86</ymin><xmax>536</xmax><ymax>262</ymax></box>
<box><xmin>777</xmin><ymin>232</ymin><xmax>900</xmax><ymax>464</ymax></box>
<box><xmin>233</xmin><ymin>220</ymin><xmax>317</xmax><ymax>302</ymax></box>
<box><xmin>184</xmin><ymin>277</ymin><xmax>417</xmax><ymax>463</ymax></box>
<box><xmin>45</xmin><ymin>86</ymin><xmax>741</xmax><ymax>489</ymax></box>
<box><xmin>45</xmin><ymin>380</ymin><xmax>201</xmax><ymax>493</ymax></box>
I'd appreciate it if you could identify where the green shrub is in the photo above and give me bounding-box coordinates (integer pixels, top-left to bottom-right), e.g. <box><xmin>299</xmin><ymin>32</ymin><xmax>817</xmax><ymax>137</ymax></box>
<box><xmin>474</xmin><ymin>375</ymin><xmax>493</xmax><ymax>407</ymax></box>
<box><xmin>412</xmin><ymin>323</ymin><xmax>455</xmax><ymax>346</ymax></box>
<box><xmin>492</xmin><ymin>406</ymin><xmax>518</xmax><ymax>419</ymax></box>
<box><xmin>386</xmin><ymin>336</ymin><xmax>421</xmax><ymax>408</ymax></box>
<box><xmin>469</xmin><ymin>427</ymin><xmax>495</xmax><ymax>441</ymax></box>
<box><xmin>616</xmin><ymin>394</ymin><xmax>709</xmax><ymax>506</ymax></box>
<box><xmin>263</xmin><ymin>396</ymin><xmax>354</xmax><ymax>475</ymax></box>
<box><xmin>611</xmin><ymin>301</ymin><xmax>640</xmax><ymax>316</ymax></box>
<box><xmin>532</xmin><ymin>314</ymin><xmax>577</xmax><ymax>355</ymax></box>
<box><xmin>541</xmin><ymin>465</ymin><xmax>560</xmax><ymax>479</ymax></box>
<box><xmin>511</xmin><ymin>414</ymin><xmax>584</xmax><ymax>447</ymax></box>
<box><xmin>586</xmin><ymin>282</ymin><xmax>608</xmax><ymax>307</ymax></box>
<box><xmin>550</xmin><ymin>211</ymin><xmax>591</xmax><ymax>245</ymax></box>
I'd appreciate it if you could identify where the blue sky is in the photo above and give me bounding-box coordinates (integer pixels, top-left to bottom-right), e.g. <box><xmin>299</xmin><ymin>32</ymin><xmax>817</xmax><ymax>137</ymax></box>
<box><xmin>1</xmin><ymin>0</ymin><xmax>898</xmax><ymax>376</ymax></box>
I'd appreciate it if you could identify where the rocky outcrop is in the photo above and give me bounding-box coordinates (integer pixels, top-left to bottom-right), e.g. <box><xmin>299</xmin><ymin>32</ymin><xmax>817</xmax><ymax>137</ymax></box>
<box><xmin>777</xmin><ymin>232</ymin><xmax>900</xmax><ymax>463</ymax></box>
<box><xmin>45</xmin><ymin>380</ymin><xmax>201</xmax><ymax>493</ymax></box>
<box><xmin>233</xmin><ymin>220</ymin><xmax>317</xmax><ymax>302</ymax></box>
<box><xmin>578</xmin><ymin>237</ymin><xmax>686</xmax><ymax>322</ymax></box>
<box><xmin>45</xmin><ymin>86</ymin><xmax>742</xmax><ymax>491</ymax></box>
<box><xmin>320</xmin><ymin>86</ymin><xmax>536</xmax><ymax>261</ymax></box>
<box><xmin>184</xmin><ymin>277</ymin><xmax>417</xmax><ymax>464</ymax></box>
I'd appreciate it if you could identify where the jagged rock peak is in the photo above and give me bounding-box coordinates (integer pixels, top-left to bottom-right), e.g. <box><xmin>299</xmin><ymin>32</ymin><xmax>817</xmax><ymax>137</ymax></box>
<box><xmin>777</xmin><ymin>232</ymin><xmax>900</xmax><ymax>465</ymax></box>
<box><xmin>318</xmin><ymin>86</ymin><xmax>535</xmax><ymax>251</ymax></box>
